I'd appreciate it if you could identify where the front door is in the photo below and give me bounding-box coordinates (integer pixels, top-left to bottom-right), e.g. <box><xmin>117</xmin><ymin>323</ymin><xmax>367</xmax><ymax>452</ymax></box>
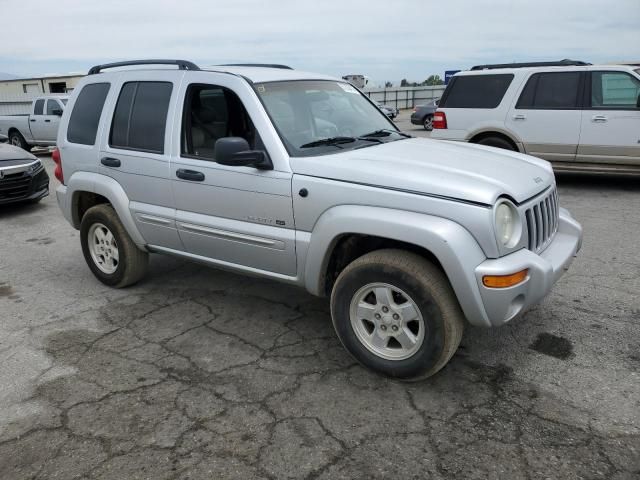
<box><xmin>506</xmin><ymin>71</ymin><xmax>584</xmax><ymax>162</ymax></box>
<box><xmin>577</xmin><ymin>70</ymin><xmax>640</xmax><ymax>166</ymax></box>
<box><xmin>170</xmin><ymin>78</ymin><xmax>297</xmax><ymax>277</ymax></box>
<box><xmin>41</xmin><ymin>99</ymin><xmax>63</xmax><ymax>143</ymax></box>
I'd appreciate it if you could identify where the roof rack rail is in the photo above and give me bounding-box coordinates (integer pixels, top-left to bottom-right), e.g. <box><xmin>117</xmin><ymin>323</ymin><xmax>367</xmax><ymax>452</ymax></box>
<box><xmin>220</xmin><ymin>63</ymin><xmax>293</xmax><ymax>70</ymax></box>
<box><xmin>470</xmin><ymin>59</ymin><xmax>590</xmax><ymax>71</ymax></box>
<box><xmin>88</xmin><ymin>59</ymin><xmax>200</xmax><ymax>75</ymax></box>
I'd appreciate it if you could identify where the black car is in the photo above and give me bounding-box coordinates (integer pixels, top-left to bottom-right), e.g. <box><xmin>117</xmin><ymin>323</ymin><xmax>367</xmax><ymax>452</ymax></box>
<box><xmin>0</xmin><ymin>144</ymin><xmax>49</xmax><ymax>205</ymax></box>
<box><xmin>410</xmin><ymin>98</ymin><xmax>439</xmax><ymax>130</ymax></box>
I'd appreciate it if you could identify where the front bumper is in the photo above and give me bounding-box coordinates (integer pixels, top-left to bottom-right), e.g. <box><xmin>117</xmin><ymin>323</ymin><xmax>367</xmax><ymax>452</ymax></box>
<box><xmin>0</xmin><ymin>168</ymin><xmax>49</xmax><ymax>205</ymax></box>
<box><xmin>474</xmin><ymin>208</ymin><xmax>582</xmax><ymax>326</ymax></box>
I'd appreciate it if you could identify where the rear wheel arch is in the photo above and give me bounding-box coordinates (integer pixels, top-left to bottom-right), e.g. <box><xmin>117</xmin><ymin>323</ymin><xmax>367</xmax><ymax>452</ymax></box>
<box><xmin>469</xmin><ymin>131</ymin><xmax>519</xmax><ymax>151</ymax></box>
<box><xmin>72</xmin><ymin>190</ymin><xmax>111</xmax><ymax>227</ymax></box>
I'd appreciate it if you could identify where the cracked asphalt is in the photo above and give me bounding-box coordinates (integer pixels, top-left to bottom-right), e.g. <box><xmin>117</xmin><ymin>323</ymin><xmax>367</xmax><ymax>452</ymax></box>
<box><xmin>0</xmin><ymin>146</ymin><xmax>639</xmax><ymax>479</ymax></box>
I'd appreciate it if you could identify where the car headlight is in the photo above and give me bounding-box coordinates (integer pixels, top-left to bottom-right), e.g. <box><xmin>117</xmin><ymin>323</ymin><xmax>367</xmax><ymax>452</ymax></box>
<box><xmin>494</xmin><ymin>200</ymin><xmax>521</xmax><ymax>248</ymax></box>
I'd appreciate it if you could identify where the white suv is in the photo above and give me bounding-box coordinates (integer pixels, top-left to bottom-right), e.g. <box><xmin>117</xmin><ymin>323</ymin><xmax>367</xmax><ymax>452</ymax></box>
<box><xmin>431</xmin><ymin>60</ymin><xmax>640</xmax><ymax>174</ymax></box>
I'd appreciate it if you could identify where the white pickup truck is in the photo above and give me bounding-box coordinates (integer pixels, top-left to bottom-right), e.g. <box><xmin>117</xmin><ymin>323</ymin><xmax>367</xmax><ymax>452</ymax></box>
<box><xmin>0</xmin><ymin>95</ymin><xmax>68</xmax><ymax>150</ymax></box>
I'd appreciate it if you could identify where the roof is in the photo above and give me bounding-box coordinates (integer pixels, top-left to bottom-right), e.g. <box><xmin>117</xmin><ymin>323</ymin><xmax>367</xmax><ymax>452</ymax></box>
<box><xmin>456</xmin><ymin>64</ymin><xmax>639</xmax><ymax>76</ymax></box>
<box><xmin>201</xmin><ymin>65</ymin><xmax>339</xmax><ymax>83</ymax></box>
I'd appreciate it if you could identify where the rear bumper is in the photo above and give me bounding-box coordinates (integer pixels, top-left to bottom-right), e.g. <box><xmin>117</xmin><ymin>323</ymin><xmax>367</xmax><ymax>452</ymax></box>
<box><xmin>474</xmin><ymin>208</ymin><xmax>582</xmax><ymax>326</ymax></box>
<box><xmin>56</xmin><ymin>184</ymin><xmax>74</xmax><ymax>225</ymax></box>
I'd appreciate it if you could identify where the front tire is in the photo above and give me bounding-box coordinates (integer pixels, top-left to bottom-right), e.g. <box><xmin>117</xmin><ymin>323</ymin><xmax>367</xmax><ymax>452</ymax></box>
<box><xmin>80</xmin><ymin>204</ymin><xmax>148</xmax><ymax>288</ymax></box>
<box><xmin>330</xmin><ymin>249</ymin><xmax>465</xmax><ymax>380</ymax></box>
<box><xmin>9</xmin><ymin>131</ymin><xmax>30</xmax><ymax>151</ymax></box>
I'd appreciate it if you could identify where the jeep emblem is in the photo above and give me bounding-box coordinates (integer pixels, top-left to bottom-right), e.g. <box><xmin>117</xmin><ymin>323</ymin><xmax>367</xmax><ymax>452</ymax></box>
<box><xmin>533</xmin><ymin>177</ymin><xmax>543</xmax><ymax>183</ymax></box>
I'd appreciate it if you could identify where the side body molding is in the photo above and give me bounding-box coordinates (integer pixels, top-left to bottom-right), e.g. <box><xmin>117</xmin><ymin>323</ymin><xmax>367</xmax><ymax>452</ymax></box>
<box><xmin>302</xmin><ymin>205</ymin><xmax>492</xmax><ymax>327</ymax></box>
<box><xmin>66</xmin><ymin>172</ymin><xmax>147</xmax><ymax>247</ymax></box>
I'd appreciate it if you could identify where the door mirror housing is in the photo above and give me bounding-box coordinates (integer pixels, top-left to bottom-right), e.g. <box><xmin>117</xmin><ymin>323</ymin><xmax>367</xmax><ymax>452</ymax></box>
<box><xmin>52</xmin><ymin>108</ymin><xmax>63</xmax><ymax>116</ymax></box>
<box><xmin>214</xmin><ymin>137</ymin><xmax>272</xmax><ymax>170</ymax></box>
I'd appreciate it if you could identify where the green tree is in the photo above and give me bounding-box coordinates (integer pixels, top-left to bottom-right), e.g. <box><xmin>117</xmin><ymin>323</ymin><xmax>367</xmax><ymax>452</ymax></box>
<box><xmin>423</xmin><ymin>75</ymin><xmax>444</xmax><ymax>86</ymax></box>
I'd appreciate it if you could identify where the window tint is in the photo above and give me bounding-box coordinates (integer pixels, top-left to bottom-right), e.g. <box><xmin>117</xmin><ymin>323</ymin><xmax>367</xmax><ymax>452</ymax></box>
<box><xmin>110</xmin><ymin>82</ymin><xmax>173</xmax><ymax>153</ymax></box>
<box><xmin>517</xmin><ymin>72</ymin><xmax>580</xmax><ymax>109</ymax></box>
<box><xmin>67</xmin><ymin>83</ymin><xmax>110</xmax><ymax>145</ymax></box>
<box><xmin>33</xmin><ymin>99</ymin><xmax>44</xmax><ymax>115</ymax></box>
<box><xmin>591</xmin><ymin>71</ymin><xmax>640</xmax><ymax>108</ymax></box>
<box><xmin>440</xmin><ymin>74</ymin><xmax>513</xmax><ymax>108</ymax></box>
<box><xmin>46</xmin><ymin>99</ymin><xmax>61</xmax><ymax>115</ymax></box>
<box><xmin>182</xmin><ymin>84</ymin><xmax>257</xmax><ymax>160</ymax></box>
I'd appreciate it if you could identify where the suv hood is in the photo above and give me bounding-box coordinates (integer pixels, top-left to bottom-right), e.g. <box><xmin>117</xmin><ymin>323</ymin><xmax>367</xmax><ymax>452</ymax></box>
<box><xmin>289</xmin><ymin>138</ymin><xmax>554</xmax><ymax>205</ymax></box>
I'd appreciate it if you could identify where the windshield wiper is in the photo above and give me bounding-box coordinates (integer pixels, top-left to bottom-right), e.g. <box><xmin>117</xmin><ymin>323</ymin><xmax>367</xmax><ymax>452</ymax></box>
<box><xmin>359</xmin><ymin>129</ymin><xmax>412</xmax><ymax>138</ymax></box>
<box><xmin>300</xmin><ymin>137</ymin><xmax>356</xmax><ymax>149</ymax></box>
<box><xmin>300</xmin><ymin>136</ymin><xmax>383</xmax><ymax>149</ymax></box>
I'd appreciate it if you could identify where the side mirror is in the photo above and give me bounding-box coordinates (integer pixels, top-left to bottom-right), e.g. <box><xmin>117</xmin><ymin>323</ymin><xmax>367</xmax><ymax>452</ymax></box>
<box><xmin>52</xmin><ymin>109</ymin><xmax>63</xmax><ymax>116</ymax></box>
<box><xmin>214</xmin><ymin>137</ymin><xmax>272</xmax><ymax>170</ymax></box>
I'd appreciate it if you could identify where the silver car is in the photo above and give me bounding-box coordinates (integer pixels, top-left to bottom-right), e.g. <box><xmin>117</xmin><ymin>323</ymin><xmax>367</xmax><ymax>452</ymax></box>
<box><xmin>54</xmin><ymin>60</ymin><xmax>582</xmax><ymax>380</ymax></box>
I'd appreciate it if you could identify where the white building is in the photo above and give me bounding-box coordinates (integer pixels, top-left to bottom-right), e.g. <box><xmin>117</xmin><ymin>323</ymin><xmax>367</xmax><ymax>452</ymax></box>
<box><xmin>0</xmin><ymin>74</ymin><xmax>85</xmax><ymax>115</ymax></box>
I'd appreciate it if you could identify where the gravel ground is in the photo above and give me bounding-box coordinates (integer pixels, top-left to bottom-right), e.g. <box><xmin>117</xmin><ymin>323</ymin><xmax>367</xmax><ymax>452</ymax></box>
<box><xmin>0</xmin><ymin>141</ymin><xmax>638</xmax><ymax>479</ymax></box>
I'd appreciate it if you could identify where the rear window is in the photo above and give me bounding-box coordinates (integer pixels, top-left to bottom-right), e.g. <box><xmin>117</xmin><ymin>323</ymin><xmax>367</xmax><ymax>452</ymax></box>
<box><xmin>67</xmin><ymin>83</ymin><xmax>110</xmax><ymax>145</ymax></box>
<box><xmin>109</xmin><ymin>81</ymin><xmax>172</xmax><ymax>154</ymax></box>
<box><xmin>516</xmin><ymin>72</ymin><xmax>581</xmax><ymax>109</ymax></box>
<box><xmin>440</xmin><ymin>74</ymin><xmax>514</xmax><ymax>108</ymax></box>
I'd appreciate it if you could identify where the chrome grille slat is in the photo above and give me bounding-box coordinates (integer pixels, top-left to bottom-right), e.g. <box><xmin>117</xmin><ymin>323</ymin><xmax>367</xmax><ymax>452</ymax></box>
<box><xmin>524</xmin><ymin>186</ymin><xmax>559</xmax><ymax>254</ymax></box>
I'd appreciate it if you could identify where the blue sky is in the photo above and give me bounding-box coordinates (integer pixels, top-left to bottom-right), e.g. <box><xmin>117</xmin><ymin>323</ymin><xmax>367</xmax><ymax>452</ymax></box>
<box><xmin>1</xmin><ymin>0</ymin><xmax>638</xmax><ymax>86</ymax></box>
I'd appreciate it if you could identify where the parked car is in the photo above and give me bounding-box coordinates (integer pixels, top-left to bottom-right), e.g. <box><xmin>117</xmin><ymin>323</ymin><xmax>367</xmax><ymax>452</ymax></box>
<box><xmin>0</xmin><ymin>143</ymin><xmax>49</xmax><ymax>204</ymax></box>
<box><xmin>376</xmin><ymin>102</ymin><xmax>399</xmax><ymax>119</ymax></box>
<box><xmin>411</xmin><ymin>98</ymin><xmax>439</xmax><ymax>130</ymax></box>
<box><xmin>431</xmin><ymin>60</ymin><xmax>640</xmax><ymax>174</ymax></box>
<box><xmin>342</xmin><ymin>74</ymin><xmax>370</xmax><ymax>89</ymax></box>
<box><xmin>54</xmin><ymin>59</ymin><xmax>582</xmax><ymax>380</ymax></box>
<box><xmin>0</xmin><ymin>95</ymin><xmax>69</xmax><ymax>150</ymax></box>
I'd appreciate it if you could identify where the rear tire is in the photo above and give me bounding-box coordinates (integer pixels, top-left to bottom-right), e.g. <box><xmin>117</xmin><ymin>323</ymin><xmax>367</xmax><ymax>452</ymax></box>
<box><xmin>80</xmin><ymin>204</ymin><xmax>148</xmax><ymax>288</ymax></box>
<box><xmin>423</xmin><ymin>115</ymin><xmax>433</xmax><ymax>131</ymax></box>
<box><xmin>476</xmin><ymin>136</ymin><xmax>515</xmax><ymax>151</ymax></box>
<box><xmin>9</xmin><ymin>131</ymin><xmax>30</xmax><ymax>151</ymax></box>
<box><xmin>330</xmin><ymin>249</ymin><xmax>465</xmax><ymax>380</ymax></box>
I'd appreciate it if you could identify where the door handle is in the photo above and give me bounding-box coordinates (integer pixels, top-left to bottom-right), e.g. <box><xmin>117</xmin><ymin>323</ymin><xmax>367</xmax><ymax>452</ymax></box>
<box><xmin>176</xmin><ymin>169</ymin><xmax>205</xmax><ymax>181</ymax></box>
<box><xmin>101</xmin><ymin>157</ymin><xmax>121</xmax><ymax>168</ymax></box>
<box><xmin>30</xmin><ymin>119</ymin><xmax>36</xmax><ymax>122</ymax></box>
<box><xmin>592</xmin><ymin>115</ymin><xmax>608</xmax><ymax>123</ymax></box>
<box><xmin>513</xmin><ymin>114</ymin><xmax>526</xmax><ymax>120</ymax></box>
<box><xmin>45</xmin><ymin>119</ymin><xmax>51</xmax><ymax>123</ymax></box>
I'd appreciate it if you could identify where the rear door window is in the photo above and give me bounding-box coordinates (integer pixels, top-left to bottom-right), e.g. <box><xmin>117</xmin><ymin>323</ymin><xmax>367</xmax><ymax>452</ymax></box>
<box><xmin>516</xmin><ymin>72</ymin><xmax>581</xmax><ymax>109</ymax></box>
<box><xmin>46</xmin><ymin>99</ymin><xmax>60</xmax><ymax>115</ymax></box>
<box><xmin>67</xmin><ymin>83</ymin><xmax>111</xmax><ymax>145</ymax></box>
<box><xmin>589</xmin><ymin>71</ymin><xmax>640</xmax><ymax>109</ymax></box>
<box><xmin>439</xmin><ymin>74</ymin><xmax>514</xmax><ymax>108</ymax></box>
<box><xmin>33</xmin><ymin>99</ymin><xmax>44</xmax><ymax>115</ymax></box>
<box><xmin>109</xmin><ymin>81</ymin><xmax>173</xmax><ymax>153</ymax></box>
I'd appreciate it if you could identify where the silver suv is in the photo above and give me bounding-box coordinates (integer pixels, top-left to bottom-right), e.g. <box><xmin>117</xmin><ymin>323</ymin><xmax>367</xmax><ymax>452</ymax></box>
<box><xmin>54</xmin><ymin>60</ymin><xmax>583</xmax><ymax>380</ymax></box>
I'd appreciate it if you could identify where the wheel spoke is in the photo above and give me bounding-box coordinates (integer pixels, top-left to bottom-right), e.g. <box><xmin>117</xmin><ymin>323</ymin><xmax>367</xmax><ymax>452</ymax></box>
<box><xmin>105</xmin><ymin>230</ymin><xmax>115</xmax><ymax>245</ymax></box>
<box><xmin>396</xmin><ymin>327</ymin><xmax>418</xmax><ymax>350</ymax></box>
<box><xmin>94</xmin><ymin>228</ymin><xmax>106</xmax><ymax>243</ymax></box>
<box><xmin>397</xmin><ymin>302</ymin><xmax>419</xmax><ymax>321</ymax></box>
<box><xmin>370</xmin><ymin>332</ymin><xmax>389</xmax><ymax>349</ymax></box>
<box><xmin>356</xmin><ymin>302</ymin><xmax>376</xmax><ymax>321</ymax></box>
<box><xmin>111</xmin><ymin>248</ymin><xmax>119</xmax><ymax>262</ymax></box>
<box><xmin>374</xmin><ymin>286</ymin><xmax>395</xmax><ymax>307</ymax></box>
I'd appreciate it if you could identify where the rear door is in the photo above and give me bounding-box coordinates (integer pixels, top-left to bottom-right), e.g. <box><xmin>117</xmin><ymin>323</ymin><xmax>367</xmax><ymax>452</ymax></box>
<box><xmin>98</xmin><ymin>71</ymin><xmax>184</xmax><ymax>250</ymax></box>
<box><xmin>28</xmin><ymin>99</ymin><xmax>47</xmax><ymax>141</ymax></box>
<box><xmin>506</xmin><ymin>71</ymin><xmax>584</xmax><ymax>162</ymax></box>
<box><xmin>169</xmin><ymin>72</ymin><xmax>296</xmax><ymax>276</ymax></box>
<box><xmin>577</xmin><ymin>70</ymin><xmax>640</xmax><ymax>166</ymax></box>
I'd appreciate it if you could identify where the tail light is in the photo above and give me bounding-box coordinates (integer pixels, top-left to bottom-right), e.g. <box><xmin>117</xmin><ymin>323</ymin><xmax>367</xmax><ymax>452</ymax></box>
<box><xmin>52</xmin><ymin>147</ymin><xmax>64</xmax><ymax>184</ymax></box>
<box><xmin>433</xmin><ymin>111</ymin><xmax>447</xmax><ymax>129</ymax></box>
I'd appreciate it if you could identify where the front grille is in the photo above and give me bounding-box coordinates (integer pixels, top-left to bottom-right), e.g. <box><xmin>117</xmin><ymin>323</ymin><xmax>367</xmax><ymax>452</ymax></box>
<box><xmin>525</xmin><ymin>187</ymin><xmax>559</xmax><ymax>253</ymax></box>
<box><xmin>0</xmin><ymin>171</ymin><xmax>32</xmax><ymax>200</ymax></box>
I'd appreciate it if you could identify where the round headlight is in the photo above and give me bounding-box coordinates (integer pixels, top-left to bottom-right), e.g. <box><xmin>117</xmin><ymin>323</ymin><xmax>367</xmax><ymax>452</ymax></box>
<box><xmin>495</xmin><ymin>201</ymin><xmax>517</xmax><ymax>247</ymax></box>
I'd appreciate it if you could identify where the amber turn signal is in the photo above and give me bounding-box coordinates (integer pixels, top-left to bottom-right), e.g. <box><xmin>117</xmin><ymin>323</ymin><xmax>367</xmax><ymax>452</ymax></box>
<box><xmin>482</xmin><ymin>269</ymin><xmax>528</xmax><ymax>288</ymax></box>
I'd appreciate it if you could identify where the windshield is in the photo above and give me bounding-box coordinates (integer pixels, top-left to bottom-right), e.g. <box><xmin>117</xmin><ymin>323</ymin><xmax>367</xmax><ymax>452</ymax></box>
<box><xmin>255</xmin><ymin>80</ymin><xmax>404</xmax><ymax>157</ymax></box>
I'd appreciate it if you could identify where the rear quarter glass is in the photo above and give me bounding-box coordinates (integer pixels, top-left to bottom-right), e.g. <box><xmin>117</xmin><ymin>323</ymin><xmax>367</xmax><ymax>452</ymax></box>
<box><xmin>440</xmin><ymin>74</ymin><xmax>514</xmax><ymax>108</ymax></box>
